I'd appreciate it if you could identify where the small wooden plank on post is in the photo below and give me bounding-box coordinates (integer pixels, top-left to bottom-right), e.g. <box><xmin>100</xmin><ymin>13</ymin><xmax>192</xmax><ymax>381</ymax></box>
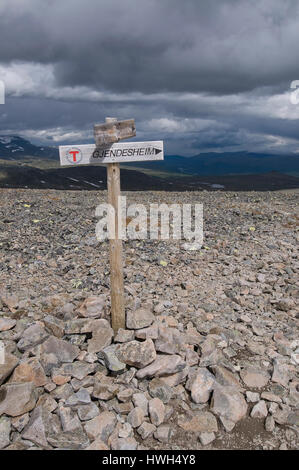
<box><xmin>94</xmin><ymin>118</ymin><xmax>136</xmax><ymax>146</ymax></box>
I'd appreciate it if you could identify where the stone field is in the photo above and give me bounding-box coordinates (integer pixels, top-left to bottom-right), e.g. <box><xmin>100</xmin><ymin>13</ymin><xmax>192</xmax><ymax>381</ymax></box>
<box><xmin>0</xmin><ymin>188</ymin><xmax>298</xmax><ymax>450</ymax></box>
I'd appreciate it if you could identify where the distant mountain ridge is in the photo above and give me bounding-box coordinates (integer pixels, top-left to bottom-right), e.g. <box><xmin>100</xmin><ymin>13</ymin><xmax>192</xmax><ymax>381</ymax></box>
<box><xmin>127</xmin><ymin>152</ymin><xmax>299</xmax><ymax>176</ymax></box>
<box><xmin>0</xmin><ymin>135</ymin><xmax>58</xmax><ymax>160</ymax></box>
<box><xmin>0</xmin><ymin>135</ymin><xmax>299</xmax><ymax>176</ymax></box>
<box><xmin>0</xmin><ymin>163</ymin><xmax>298</xmax><ymax>192</ymax></box>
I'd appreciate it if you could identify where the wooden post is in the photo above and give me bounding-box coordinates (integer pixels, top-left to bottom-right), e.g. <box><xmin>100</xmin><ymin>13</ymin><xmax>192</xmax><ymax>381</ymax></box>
<box><xmin>105</xmin><ymin>118</ymin><xmax>125</xmax><ymax>333</ymax></box>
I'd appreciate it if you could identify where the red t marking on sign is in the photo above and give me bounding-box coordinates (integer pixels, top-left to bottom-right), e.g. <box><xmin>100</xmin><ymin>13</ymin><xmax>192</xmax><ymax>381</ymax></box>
<box><xmin>69</xmin><ymin>150</ymin><xmax>79</xmax><ymax>162</ymax></box>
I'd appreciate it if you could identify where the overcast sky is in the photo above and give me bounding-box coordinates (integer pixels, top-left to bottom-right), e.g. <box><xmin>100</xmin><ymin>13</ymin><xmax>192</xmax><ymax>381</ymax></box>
<box><xmin>0</xmin><ymin>0</ymin><xmax>299</xmax><ymax>155</ymax></box>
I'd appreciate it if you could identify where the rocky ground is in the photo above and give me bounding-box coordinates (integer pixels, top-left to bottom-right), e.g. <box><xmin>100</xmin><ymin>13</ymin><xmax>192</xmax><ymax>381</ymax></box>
<box><xmin>0</xmin><ymin>188</ymin><xmax>298</xmax><ymax>451</ymax></box>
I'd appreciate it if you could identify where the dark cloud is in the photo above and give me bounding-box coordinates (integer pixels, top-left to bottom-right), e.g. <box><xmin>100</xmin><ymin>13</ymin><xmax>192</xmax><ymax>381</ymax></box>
<box><xmin>1</xmin><ymin>0</ymin><xmax>299</xmax><ymax>94</ymax></box>
<box><xmin>0</xmin><ymin>0</ymin><xmax>299</xmax><ymax>154</ymax></box>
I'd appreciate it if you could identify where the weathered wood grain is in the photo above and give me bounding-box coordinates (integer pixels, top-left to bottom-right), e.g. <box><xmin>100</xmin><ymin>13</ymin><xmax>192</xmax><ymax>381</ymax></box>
<box><xmin>105</xmin><ymin>118</ymin><xmax>125</xmax><ymax>333</ymax></box>
<box><xmin>107</xmin><ymin>162</ymin><xmax>125</xmax><ymax>332</ymax></box>
<box><xmin>94</xmin><ymin>118</ymin><xmax>136</xmax><ymax>146</ymax></box>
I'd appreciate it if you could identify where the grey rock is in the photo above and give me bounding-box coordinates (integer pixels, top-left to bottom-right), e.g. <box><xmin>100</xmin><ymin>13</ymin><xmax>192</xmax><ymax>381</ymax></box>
<box><xmin>112</xmin><ymin>401</ymin><xmax>134</xmax><ymax>415</ymax></box>
<box><xmin>11</xmin><ymin>413</ymin><xmax>30</xmax><ymax>432</ymax></box>
<box><xmin>58</xmin><ymin>405</ymin><xmax>83</xmax><ymax>432</ymax></box>
<box><xmin>210</xmin><ymin>385</ymin><xmax>247</xmax><ymax>431</ymax></box>
<box><xmin>268</xmin><ymin>402</ymin><xmax>279</xmax><ymax>415</ymax></box>
<box><xmin>78</xmin><ymin>403</ymin><xmax>99</xmax><ymax>421</ymax></box>
<box><xmin>154</xmin><ymin>424</ymin><xmax>174</xmax><ymax>443</ymax></box>
<box><xmin>210</xmin><ymin>365</ymin><xmax>242</xmax><ymax>390</ymax></box>
<box><xmin>114</xmin><ymin>329</ymin><xmax>135</xmax><ymax>343</ymax></box>
<box><xmin>84</xmin><ymin>411</ymin><xmax>117</xmax><ymax>442</ymax></box>
<box><xmin>88</xmin><ymin>323</ymin><xmax>113</xmax><ymax>354</ymax></box>
<box><xmin>41</xmin><ymin>336</ymin><xmax>80</xmax><ymax>363</ymax></box>
<box><xmin>0</xmin><ymin>416</ymin><xmax>11</xmax><ymax>449</ymax></box>
<box><xmin>48</xmin><ymin>426</ymin><xmax>90</xmax><ymax>449</ymax></box>
<box><xmin>127</xmin><ymin>407</ymin><xmax>145</xmax><ymax>428</ymax></box>
<box><xmin>116</xmin><ymin>339</ymin><xmax>156</xmax><ymax>369</ymax></box>
<box><xmin>0</xmin><ymin>382</ymin><xmax>36</xmax><ymax>417</ymax></box>
<box><xmin>272</xmin><ymin>406</ymin><xmax>290</xmax><ymax>425</ymax></box>
<box><xmin>22</xmin><ymin>406</ymin><xmax>59</xmax><ymax>448</ymax></box>
<box><xmin>199</xmin><ymin>432</ymin><xmax>216</xmax><ymax>446</ymax></box>
<box><xmin>284</xmin><ymin>411</ymin><xmax>299</xmax><ymax>426</ymax></box>
<box><xmin>99</xmin><ymin>344</ymin><xmax>126</xmax><ymax>374</ymax></box>
<box><xmin>51</xmin><ymin>383</ymin><xmax>73</xmax><ymax>401</ymax></box>
<box><xmin>17</xmin><ymin>323</ymin><xmax>49</xmax><ymax>352</ymax></box>
<box><xmin>65</xmin><ymin>388</ymin><xmax>91</xmax><ymax>407</ymax></box>
<box><xmin>265</xmin><ymin>415</ymin><xmax>275</xmax><ymax>432</ymax></box>
<box><xmin>115</xmin><ymin>368</ymin><xmax>136</xmax><ymax>385</ymax></box>
<box><xmin>77</xmin><ymin>295</ymin><xmax>107</xmax><ymax>319</ymax></box>
<box><xmin>0</xmin><ymin>318</ymin><xmax>16</xmax><ymax>332</ymax></box>
<box><xmin>39</xmin><ymin>352</ymin><xmax>60</xmax><ymax>375</ymax></box>
<box><xmin>4</xmin><ymin>441</ymin><xmax>29</xmax><ymax>450</ymax></box>
<box><xmin>275</xmin><ymin>298</ymin><xmax>294</xmax><ymax>312</ymax></box>
<box><xmin>43</xmin><ymin>315</ymin><xmax>64</xmax><ymax>338</ymax></box>
<box><xmin>148</xmin><ymin>378</ymin><xmax>173</xmax><ymax>403</ymax></box>
<box><xmin>136</xmin><ymin>354</ymin><xmax>186</xmax><ymax>379</ymax></box>
<box><xmin>67</xmin><ymin>334</ymin><xmax>86</xmax><ymax>346</ymax></box>
<box><xmin>135</xmin><ymin>323</ymin><xmax>159</xmax><ymax>340</ymax></box>
<box><xmin>272</xmin><ymin>359</ymin><xmax>290</xmax><ymax>387</ymax></box>
<box><xmin>126</xmin><ymin>308</ymin><xmax>155</xmax><ymax>329</ymax></box>
<box><xmin>240</xmin><ymin>367</ymin><xmax>270</xmax><ymax>389</ymax></box>
<box><xmin>251</xmin><ymin>400</ymin><xmax>268</xmax><ymax>418</ymax></box>
<box><xmin>200</xmin><ymin>347</ymin><xmax>224</xmax><ymax>367</ymax></box>
<box><xmin>137</xmin><ymin>422</ymin><xmax>156</xmax><ymax>439</ymax></box>
<box><xmin>8</xmin><ymin>358</ymin><xmax>47</xmax><ymax>387</ymax></box>
<box><xmin>54</xmin><ymin>361</ymin><xmax>95</xmax><ymax>381</ymax></box>
<box><xmin>160</xmin><ymin>367</ymin><xmax>189</xmax><ymax>387</ymax></box>
<box><xmin>260</xmin><ymin>391</ymin><xmax>282</xmax><ymax>403</ymax></box>
<box><xmin>117</xmin><ymin>388</ymin><xmax>134</xmax><ymax>403</ymax></box>
<box><xmin>44</xmin><ymin>382</ymin><xmax>56</xmax><ymax>393</ymax></box>
<box><xmin>178</xmin><ymin>411</ymin><xmax>218</xmax><ymax>433</ymax></box>
<box><xmin>246</xmin><ymin>391</ymin><xmax>260</xmax><ymax>403</ymax></box>
<box><xmin>92</xmin><ymin>376</ymin><xmax>119</xmax><ymax>401</ymax></box>
<box><xmin>155</xmin><ymin>326</ymin><xmax>183</xmax><ymax>354</ymax></box>
<box><xmin>118</xmin><ymin>422</ymin><xmax>133</xmax><ymax>438</ymax></box>
<box><xmin>86</xmin><ymin>437</ymin><xmax>109</xmax><ymax>450</ymax></box>
<box><xmin>149</xmin><ymin>398</ymin><xmax>165</xmax><ymax>426</ymax></box>
<box><xmin>71</xmin><ymin>376</ymin><xmax>95</xmax><ymax>391</ymax></box>
<box><xmin>36</xmin><ymin>394</ymin><xmax>57</xmax><ymax>413</ymax></box>
<box><xmin>65</xmin><ymin>318</ymin><xmax>92</xmax><ymax>334</ymax></box>
<box><xmin>185</xmin><ymin>348</ymin><xmax>199</xmax><ymax>366</ymax></box>
<box><xmin>132</xmin><ymin>393</ymin><xmax>149</xmax><ymax>416</ymax></box>
<box><xmin>111</xmin><ymin>437</ymin><xmax>138</xmax><ymax>450</ymax></box>
<box><xmin>188</xmin><ymin>367</ymin><xmax>215</xmax><ymax>404</ymax></box>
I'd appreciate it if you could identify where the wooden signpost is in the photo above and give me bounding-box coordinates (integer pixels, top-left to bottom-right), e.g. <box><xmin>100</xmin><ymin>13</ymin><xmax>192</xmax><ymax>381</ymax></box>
<box><xmin>59</xmin><ymin>118</ymin><xmax>164</xmax><ymax>333</ymax></box>
<box><xmin>101</xmin><ymin>118</ymin><xmax>127</xmax><ymax>333</ymax></box>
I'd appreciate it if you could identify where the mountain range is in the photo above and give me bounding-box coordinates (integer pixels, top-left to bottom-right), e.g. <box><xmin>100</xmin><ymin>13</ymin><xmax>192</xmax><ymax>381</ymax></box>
<box><xmin>1</xmin><ymin>135</ymin><xmax>299</xmax><ymax>176</ymax></box>
<box><xmin>127</xmin><ymin>152</ymin><xmax>299</xmax><ymax>176</ymax></box>
<box><xmin>0</xmin><ymin>135</ymin><xmax>299</xmax><ymax>191</ymax></box>
<box><xmin>0</xmin><ymin>135</ymin><xmax>58</xmax><ymax>160</ymax></box>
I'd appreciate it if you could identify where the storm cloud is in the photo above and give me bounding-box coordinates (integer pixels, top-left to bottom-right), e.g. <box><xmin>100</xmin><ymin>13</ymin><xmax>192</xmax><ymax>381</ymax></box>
<box><xmin>0</xmin><ymin>0</ymin><xmax>299</xmax><ymax>154</ymax></box>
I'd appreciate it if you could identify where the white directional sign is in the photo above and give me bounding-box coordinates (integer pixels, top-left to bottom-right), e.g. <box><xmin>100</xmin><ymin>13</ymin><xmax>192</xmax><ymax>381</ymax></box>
<box><xmin>59</xmin><ymin>141</ymin><xmax>164</xmax><ymax>166</ymax></box>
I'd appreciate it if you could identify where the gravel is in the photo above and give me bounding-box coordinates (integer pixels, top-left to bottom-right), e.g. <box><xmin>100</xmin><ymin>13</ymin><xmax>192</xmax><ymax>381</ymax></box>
<box><xmin>0</xmin><ymin>188</ymin><xmax>298</xmax><ymax>450</ymax></box>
